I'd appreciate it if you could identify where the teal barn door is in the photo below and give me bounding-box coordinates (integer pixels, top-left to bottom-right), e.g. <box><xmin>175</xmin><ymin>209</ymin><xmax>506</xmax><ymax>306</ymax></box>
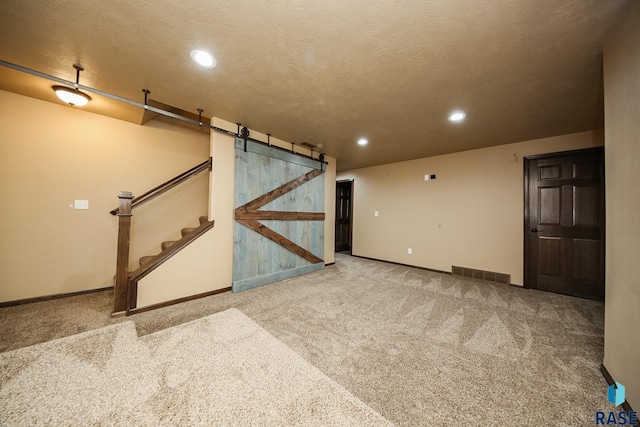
<box><xmin>232</xmin><ymin>138</ymin><xmax>325</xmax><ymax>292</ymax></box>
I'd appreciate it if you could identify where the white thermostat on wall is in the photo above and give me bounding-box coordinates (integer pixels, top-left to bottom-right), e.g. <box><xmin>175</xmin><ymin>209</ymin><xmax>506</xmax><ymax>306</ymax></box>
<box><xmin>74</xmin><ymin>200</ymin><xmax>89</xmax><ymax>210</ymax></box>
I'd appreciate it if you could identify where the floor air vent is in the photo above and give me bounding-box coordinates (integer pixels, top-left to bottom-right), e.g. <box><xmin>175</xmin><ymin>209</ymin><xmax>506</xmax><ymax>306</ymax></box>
<box><xmin>451</xmin><ymin>266</ymin><xmax>510</xmax><ymax>284</ymax></box>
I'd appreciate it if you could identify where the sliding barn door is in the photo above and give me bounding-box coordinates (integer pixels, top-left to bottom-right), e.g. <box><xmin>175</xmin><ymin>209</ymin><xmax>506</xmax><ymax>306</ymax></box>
<box><xmin>233</xmin><ymin>138</ymin><xmax>325</xmax><ymax>292</ymax></box>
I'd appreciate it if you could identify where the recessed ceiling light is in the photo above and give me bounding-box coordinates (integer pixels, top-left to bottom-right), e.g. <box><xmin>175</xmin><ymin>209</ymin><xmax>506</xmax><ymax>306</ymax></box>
<box><xmin>448</xmin><ymin>111</ymin><xmax>466</xmax><ymax>122</ymax></box>
<box><xmin>358</xmin><ymin>138</ymin><xmax>368</xmax><ymax>146</ymax></box>
<box><xmin>190</xmin><ymin>50</ymin><xmax>216</xmax><ymax>68</ymax></box>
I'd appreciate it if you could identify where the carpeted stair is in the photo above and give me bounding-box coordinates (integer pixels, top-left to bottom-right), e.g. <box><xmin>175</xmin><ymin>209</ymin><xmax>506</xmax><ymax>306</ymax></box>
<box><xmin>139</xmin><ymin>216</ymin><xmax>210</xmax><ymax>267</ymax></box>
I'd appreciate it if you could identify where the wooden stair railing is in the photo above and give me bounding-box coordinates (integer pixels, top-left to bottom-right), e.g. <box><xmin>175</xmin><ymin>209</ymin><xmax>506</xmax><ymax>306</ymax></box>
<box><xmin>111</xmin><ymin>158</ymin><xmax>213</xmax><ymax>316</ymax></box>
<box><xmin>110</xmin><ymin>159</ymin><xmax>212</xmax><ymax>215</ymax></box>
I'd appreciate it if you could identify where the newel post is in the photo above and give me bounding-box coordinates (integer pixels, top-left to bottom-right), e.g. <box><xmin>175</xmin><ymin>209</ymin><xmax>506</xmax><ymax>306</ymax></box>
<box><xmin>113</xmin><ymin>191</ymin><xmax>133</xmax><ymax>315</ymax></box>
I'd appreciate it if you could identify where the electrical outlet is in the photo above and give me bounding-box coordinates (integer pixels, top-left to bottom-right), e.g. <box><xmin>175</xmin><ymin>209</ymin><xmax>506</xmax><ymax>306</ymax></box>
<box><xmin>375</xmin><ymin>211</ymin><xmax>379</xmax><ymax>217</ymax></box>
<box><xmin>408</xmin><ymin>248</ymin><xmax>412</xmax><ymax>254</ymax></box>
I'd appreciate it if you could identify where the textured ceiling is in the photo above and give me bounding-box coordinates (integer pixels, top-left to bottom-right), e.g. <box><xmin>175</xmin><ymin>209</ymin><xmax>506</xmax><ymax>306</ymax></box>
<box><xmin>0</xmin><ymin>0</ymin><xmax>631</xmax><ymax>171</ymax></box>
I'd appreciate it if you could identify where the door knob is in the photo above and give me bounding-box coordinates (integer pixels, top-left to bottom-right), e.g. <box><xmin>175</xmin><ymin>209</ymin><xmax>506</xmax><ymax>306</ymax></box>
<box><xmin>531</xmin><ymin>228</ymin><xmax>543</xmax><ymax>232</ymax></box>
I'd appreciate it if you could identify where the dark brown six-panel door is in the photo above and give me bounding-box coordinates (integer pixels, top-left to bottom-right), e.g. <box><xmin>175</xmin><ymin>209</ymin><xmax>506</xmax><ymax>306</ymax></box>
<box><xmin>524</xmin><ymin>147</ymin><xmax>605</xmax><ymax>301</ymax></box>
<box><xmin>335</xmin><ymin>180</ymin><xmax>353</xmax><ymax>253</ymax></box>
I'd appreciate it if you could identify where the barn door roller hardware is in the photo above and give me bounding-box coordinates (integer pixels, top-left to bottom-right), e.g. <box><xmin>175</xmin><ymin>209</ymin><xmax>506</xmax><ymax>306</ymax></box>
<box><xmin>241</xmin><ymin>126</ymin><xmax>250</xmax><ymax>152</ymax></box>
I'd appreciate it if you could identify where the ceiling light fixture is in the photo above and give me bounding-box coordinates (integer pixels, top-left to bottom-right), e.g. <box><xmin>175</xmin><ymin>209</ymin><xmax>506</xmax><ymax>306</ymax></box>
<box><xmin>448</xmin><ymin>111</ymin><xmax>466</xmax><ymax>122</ymax></box>
<box><xmin>190</xmin><ymin>50</ymin><xmax>216</xmax><ymax>68</ymax></box>
<box><xmin>358</xmin><ymin>138</ymin><xmax>368</xmax><ymax>146</ymax></box>
<box><xmin>52</xmin><ymin>64</ymin><xmax>91</xmax><ymax>107</ymax></box>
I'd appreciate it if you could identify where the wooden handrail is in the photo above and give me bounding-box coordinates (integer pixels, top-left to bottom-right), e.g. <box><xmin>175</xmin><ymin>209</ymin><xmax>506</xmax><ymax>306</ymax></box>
<box><xmin>109</xmin><ymin>158</ymin><xmax>211</xmax><ymax>215</ymax></box>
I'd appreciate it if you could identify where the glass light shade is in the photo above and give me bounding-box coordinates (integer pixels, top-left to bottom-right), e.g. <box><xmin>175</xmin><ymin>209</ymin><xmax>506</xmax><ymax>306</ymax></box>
<box><xmin>357</xmin><ymin>138</ymin><xmax>368</xmax><ymax>146</ymax></box>
<box><xmin>53</xmin><ymin>86</ymin><xmax>91</xmax><ymax>106</ymax></box>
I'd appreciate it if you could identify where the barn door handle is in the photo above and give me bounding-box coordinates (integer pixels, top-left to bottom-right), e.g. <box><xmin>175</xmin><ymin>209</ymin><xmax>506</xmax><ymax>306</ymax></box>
<box><xmin>531</xmin><ymin>228</ymin><xmax>543</xmax><ymax>233</ymax></box>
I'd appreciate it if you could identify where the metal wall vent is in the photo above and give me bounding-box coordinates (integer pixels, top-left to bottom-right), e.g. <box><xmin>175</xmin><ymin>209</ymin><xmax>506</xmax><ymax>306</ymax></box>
<box><xmin>451</xmin><ymin>266</ymin><xmax>510</xmax><ymax>284</ymax></box>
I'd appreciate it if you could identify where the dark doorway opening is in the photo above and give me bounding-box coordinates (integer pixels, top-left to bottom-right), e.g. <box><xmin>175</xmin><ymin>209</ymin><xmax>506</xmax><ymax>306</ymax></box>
<box><xmin>335</xmin><ymin>180</ymin><xmax>353</xmax><ymax>253</ymax></box>
<box><xmin>524</xmin><ymin>147</ymin><xmax>605</xmax><ymax>301</ymax></box>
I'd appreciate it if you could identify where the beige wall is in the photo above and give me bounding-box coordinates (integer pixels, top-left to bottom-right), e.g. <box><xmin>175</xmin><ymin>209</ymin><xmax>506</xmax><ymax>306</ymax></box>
<box><xmin>137</xmin><ymin>118</ymin><xmax>336</xmax><ymax>307</ymax></box>
<box><xmin>337</xmin><ymin>130</ymin><xmax>603</xmax><ymax>285</ymax></box>
<box><xmin>0</xmin><ymin>90</ymin><xmax>210</xmax><ymax>302</ymax></box>
<box><xmin>137</xmin><ymin>118</ymin><xmax>236</xmax><ymax>307</ymax></box>
<box><xmin>324</xmin><ymin>156</ymin><xmax>337</xmax><ymax>264</ymax></box>
<box><xmin>0</xmin><ymin>89</ymin><xmax>334</xmax><ymax>306</ymax></box>
<box><xmin>603</xmin><ymin>1</ymin><xmax>640</xmax><ymax>410</ymax></box>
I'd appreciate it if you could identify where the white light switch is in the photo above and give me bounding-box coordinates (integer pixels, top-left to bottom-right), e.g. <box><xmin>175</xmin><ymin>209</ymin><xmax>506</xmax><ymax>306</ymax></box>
<box><xmin>74</xmin><ymin>200</ymin><xmax>89</xmax><ymax>210</ymax></box>
<box><xmin>408</xmin><ymin>248</ymin><xmax>412</xmax><ymax>254</ymax></box>
<box><xmin>374</xmin><ymin>211</ymin><xmax>379</xmax><ymax>217</ymax></box>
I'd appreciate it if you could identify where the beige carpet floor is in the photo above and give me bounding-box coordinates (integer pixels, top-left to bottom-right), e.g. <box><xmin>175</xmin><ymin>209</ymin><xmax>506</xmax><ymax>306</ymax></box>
<box><xmin>1</xmin><ymin>308</ymin><xmax>390</xmax><ymax>426</ymax></box>
<box><xmin>0</xmin><ymin>254</ymin><xmax>610</xmax><ymax>425</ymax></box>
